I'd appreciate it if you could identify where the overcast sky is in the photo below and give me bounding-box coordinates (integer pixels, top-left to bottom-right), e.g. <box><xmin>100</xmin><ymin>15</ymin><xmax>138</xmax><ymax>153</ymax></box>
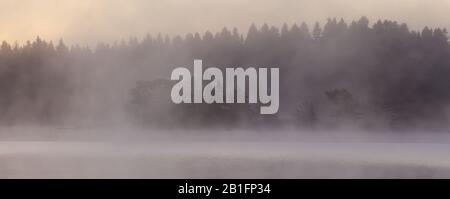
<box><xmin>1</xmin><ymin>0</ymin><xmax>450</xmax><ymax>45</ymax></box>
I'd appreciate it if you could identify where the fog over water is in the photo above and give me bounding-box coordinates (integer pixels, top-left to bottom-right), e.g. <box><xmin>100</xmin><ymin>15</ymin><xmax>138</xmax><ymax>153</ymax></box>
<box><xmin>1</xmin><ymin>127</ymin><xmax>450</xmax><ymax>178</ymax></box>
<box><xmin>2</xmin><ymin>1</ymin><xmax>450</xmax><ymax>178</ymax></box>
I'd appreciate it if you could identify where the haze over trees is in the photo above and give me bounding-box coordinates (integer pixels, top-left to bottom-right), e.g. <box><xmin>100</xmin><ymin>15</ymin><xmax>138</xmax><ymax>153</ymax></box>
<box><xmin>0</xmin><ymin>17</ymin><xmax>449</xmax><ymax>131</ymax></box>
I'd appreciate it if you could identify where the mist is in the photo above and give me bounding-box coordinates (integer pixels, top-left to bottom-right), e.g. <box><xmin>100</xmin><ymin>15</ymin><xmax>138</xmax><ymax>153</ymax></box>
<box><xmin>2</xmin><ymin>128</ymin><xmax>450</xmax><ymax>178</ymax></box>
<box><xmin>1</xmin><ymin>13</ymin><xmax>450</xmax><ymax>178</ymax></box>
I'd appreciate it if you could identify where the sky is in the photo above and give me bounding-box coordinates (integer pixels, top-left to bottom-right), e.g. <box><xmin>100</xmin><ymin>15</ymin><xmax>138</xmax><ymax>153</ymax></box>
<box><xmin>1</xmin><ymin>0</ymin><xmax>450</xmax><ymax>46</ymax></box>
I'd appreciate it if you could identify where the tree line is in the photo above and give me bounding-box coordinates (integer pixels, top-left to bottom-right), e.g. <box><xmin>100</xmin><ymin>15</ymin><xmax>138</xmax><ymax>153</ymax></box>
<box><xmin>0</xmin><ymin>17</ymin><xmax>449</xmax><ymax>131</ymax></box>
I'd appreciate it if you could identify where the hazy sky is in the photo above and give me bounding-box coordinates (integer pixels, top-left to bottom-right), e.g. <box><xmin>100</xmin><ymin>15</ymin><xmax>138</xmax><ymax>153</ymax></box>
<box><xmin>1</xmin><ymin>0</ymin><xmax>450</xmax><ymax>45</ymax></box>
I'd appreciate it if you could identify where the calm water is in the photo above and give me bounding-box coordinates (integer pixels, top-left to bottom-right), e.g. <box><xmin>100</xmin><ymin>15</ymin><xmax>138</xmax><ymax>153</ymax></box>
<box><xmin>1</xmin><ymin>127</ymin><xmax>450</xmax><ymax>178</ymax></box>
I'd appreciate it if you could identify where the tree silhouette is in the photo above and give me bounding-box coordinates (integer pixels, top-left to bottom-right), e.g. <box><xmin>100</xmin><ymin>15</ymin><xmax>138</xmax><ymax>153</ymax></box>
<box><xmin>0</xmin><ymin>17</ymin><xmax>449</xmax><ymax>130</ymax></box>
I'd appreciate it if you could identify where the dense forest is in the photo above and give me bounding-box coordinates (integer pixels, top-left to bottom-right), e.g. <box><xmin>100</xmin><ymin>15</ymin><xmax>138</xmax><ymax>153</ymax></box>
<box><xmin>0</xmin><ymin>17</ymin><xmax>449</xmax><ymax>131</ymax></box>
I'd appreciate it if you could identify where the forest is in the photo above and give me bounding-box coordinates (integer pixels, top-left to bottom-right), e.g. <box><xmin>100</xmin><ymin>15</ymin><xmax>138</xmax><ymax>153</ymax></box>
<box><xmin>0</xmin><ymin>17</ymin><xmax>449</xmax><ymax>131</ymax></box>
